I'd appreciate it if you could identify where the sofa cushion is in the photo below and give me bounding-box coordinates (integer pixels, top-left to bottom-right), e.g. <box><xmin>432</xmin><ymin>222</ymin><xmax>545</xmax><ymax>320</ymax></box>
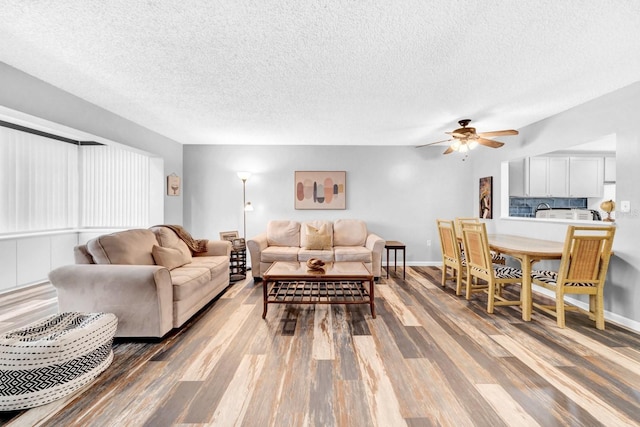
<box><xmin>334</xmin><ymin>246</ymin><xmax>372</xmax><ymax>263</ymax></box>
<box><xmin>298</xmin><ymin>249</ymin><xmax>335</xmax><ymax>262</ymax></box>
<box><xmin>189</xmin><ymin>256</ymin><xmax>229</xmax><ymax>278</ymax></box>
<box><xmin>170</xmin><ymin>266</ymin><xmax>211</xmax><ymax>301</ymax></box>
<box><xmin>267</xmin><ymin>221</ymin><xmax>300</xmax><ymax>247</ymax></box>
<box><xmin>301</xmin><ymin>222</ymin><xmax>333</xmax><ymax>250</ymax></box>
<box><xmin>150</xmin><ymin>226</ymin><xmax>192</xmax><ymax>258</ymax></box>
<box><xmin>74</xmin><ymin>245</ymin><xmax>94</xmax><ymax>264</ymax></box>
<box><xmin>87</xmin><ymin>229</ymin><xmax>157</xmax><ymax>265</ymax></box>
<box><xmin>152</xmin><ymin>245</ymin><xmax>192</xmax><ymax>270</ymax></box>
<box><xmin>261</xmin><ymin>246</ymin><xmax>300</xmax><ymax>262</ymax></box>
<box><xmin>333</xmin><ymin>219</ymin><xmax>367</xmax><ymax>247</ymax></box>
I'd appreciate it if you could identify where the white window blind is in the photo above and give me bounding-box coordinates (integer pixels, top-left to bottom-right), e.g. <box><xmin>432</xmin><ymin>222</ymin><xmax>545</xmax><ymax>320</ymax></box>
<box><xmin>79</xmin><ymin>145</ymin><xmax>150</xmax><ymax>228</ymax></box>
<box><xmin>0</xmin><ymin>126</ymin><xmax>78</xmax><ymax>233</ymax></box>
<box><xmin>1</xmin><ymin>124</ymin><xmax>161</xmax><ymax>234</ymax></box>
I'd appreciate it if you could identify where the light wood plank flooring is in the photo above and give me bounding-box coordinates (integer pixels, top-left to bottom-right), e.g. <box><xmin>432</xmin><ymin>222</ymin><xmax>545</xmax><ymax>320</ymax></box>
<box><xmin>1</xmin><ymin>267</ymin><xmax>639</xmax><ymax>426</ymax></box>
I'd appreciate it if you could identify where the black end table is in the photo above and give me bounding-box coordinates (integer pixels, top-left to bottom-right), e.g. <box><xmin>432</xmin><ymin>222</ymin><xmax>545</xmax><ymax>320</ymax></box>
<box><xmin>230</xmin><ymin>246</ymin><xmax>247</xmax><ymax>282</ymax></box>
<box><xmin>385</xmin><ymin>240</ymin><xmax>406</xmax><ymax>279</ymax></box>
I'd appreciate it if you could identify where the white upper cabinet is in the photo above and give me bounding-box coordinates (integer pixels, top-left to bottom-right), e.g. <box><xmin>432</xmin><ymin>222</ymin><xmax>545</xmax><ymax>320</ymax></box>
<box><xmin>548</xmin><ymin>157</ymin><xmax>570</xmax><ymax>197</ymax></box>
<box><xmin>509</xmin><ymin>156</ymin><xmax>604</xmax><ymax>198</ymax></box>
<box><xmin>569</xmin><ymin>157</ymin><xmax>604</xmax><ymax>197</ymax></box>
<box><xmin>527</xmin><ymin>157</ymin><xmax>548</xmax><ymax>196</ymax></box>
<box><xmin>527</xmin><ymin>156</ymin><xmax>569</xmax><ymax>197</ymax></box>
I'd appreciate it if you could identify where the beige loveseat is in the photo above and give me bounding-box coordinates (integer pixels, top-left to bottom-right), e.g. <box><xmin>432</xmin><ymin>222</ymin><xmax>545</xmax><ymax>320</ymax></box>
<box><xmin>247</xmin><ymin>219</ymin><xmax>385</xmax><ymax>279</ymax></box>
<box><xmin>48</xmin><ymin>227</ymin><xmax>231</xmax><ymax>338</ymax></box>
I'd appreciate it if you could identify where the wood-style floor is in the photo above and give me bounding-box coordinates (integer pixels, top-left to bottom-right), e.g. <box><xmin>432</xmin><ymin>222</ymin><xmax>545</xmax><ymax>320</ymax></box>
<box><xmin>1</xmin><ymin>267</ymin><xmax>640</xmax><ymax>426</ymax></box>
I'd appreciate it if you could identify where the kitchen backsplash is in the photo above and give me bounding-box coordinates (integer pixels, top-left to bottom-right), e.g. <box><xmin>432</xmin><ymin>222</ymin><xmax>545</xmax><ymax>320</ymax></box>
<box><xmin>509</xmin><ymin>197</ymin><xmax>588</xmax><ymax>218</ymax></box>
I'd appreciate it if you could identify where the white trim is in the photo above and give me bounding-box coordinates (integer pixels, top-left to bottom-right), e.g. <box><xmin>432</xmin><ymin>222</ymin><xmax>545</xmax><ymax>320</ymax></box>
<box><xmin>405</xmin><ymin>261</ymin><xmax>442</xmax><ymax>267</ymax></box>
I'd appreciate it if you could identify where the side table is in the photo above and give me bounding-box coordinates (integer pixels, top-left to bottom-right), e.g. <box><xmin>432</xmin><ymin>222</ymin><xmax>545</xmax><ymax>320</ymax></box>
<box><xmin>230</xmin><ymin>247</ymin><xmax>247</xmax><ymax>282</ymax></box>
<box><xmin>384</xmin><ymin>240</ymin><xmax>406</xmax><ymax>279</ymax></box>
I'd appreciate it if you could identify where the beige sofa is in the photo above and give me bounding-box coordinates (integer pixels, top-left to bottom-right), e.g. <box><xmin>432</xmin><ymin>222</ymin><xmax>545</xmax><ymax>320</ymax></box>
<box><xmin>48</xmin><ymin>227</ymin><xmax>231</xmax><ymax>338</ymax></box>
<box><xmin>247</xmin><ymin>219</ymin><xmax>385</xmax><ymax>279</ymax></box>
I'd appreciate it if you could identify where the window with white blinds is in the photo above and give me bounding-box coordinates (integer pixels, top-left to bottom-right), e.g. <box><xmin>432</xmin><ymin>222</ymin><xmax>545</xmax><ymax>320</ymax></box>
<box><xmin>0</xmin><ymin>126</ymin><xmax>78</xmax><ymax>233</ymax></box>
<box><xmin>0</xmin><ymin>125</ymin><xmax>160</xmax><ymax>234</ymax></box>
<box><xmin>79</xmin><ymin>145</ymin><xmax>150</xmax><ymax>228</ymax></box>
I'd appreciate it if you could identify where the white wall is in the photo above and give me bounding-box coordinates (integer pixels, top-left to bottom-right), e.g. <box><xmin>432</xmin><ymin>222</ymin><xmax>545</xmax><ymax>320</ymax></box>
<box><xmin>0</xmin><ymin>62</ymin><xmax>183</xmax><ymax>224</ymax></box>
<box><xmin>183</xmin><ymin>145</ymin><xmax>472</xmax><ymax>265</ymax></box>
<box><xmin>471</xmin><ymin>81</ymin><xmax>640</xmax><ymax>327</ymax></box>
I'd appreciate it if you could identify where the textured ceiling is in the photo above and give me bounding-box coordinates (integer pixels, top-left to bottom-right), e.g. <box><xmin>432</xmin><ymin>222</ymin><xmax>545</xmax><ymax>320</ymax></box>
<box><xmin>1</xmin><ymin>1</ymin><xmax>639</xmax><ymax>146</ymax></box>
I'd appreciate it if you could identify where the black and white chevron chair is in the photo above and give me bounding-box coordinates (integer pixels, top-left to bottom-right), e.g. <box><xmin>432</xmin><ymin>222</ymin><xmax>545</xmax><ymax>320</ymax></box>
<box><xmin>461</xmin><ymin>221</ymin><xmax>523</xmax><ymax>314</ymax></box>
<box><xmin>531</xmin><ymin>225</ymin><xmax>616</xmax><ymax>329</ymax></box>
<box><xmin>0</xmin><ymin>312</ymin><xmax>117</xmax><ymax>411</ymax></box>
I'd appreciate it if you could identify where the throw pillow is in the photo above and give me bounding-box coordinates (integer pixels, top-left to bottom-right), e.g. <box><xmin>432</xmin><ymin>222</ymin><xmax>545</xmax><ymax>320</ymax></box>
<box><xmin>304</xmin><ymin>224</ymin><xmax>332</xmax><ymax>250</ymax></box>
<box><xmin>152</xmin><ymin>245</ymin><xmax>192</xmax><ymax>270</ymax></box>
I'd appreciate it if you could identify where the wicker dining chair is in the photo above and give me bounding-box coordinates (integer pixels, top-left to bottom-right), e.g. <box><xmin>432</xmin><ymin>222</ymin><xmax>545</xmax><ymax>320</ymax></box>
<box><xmin>531</xmin><ymin>225</ymin><xmax>616</xmax><ymax>329</ymax></box>
<box><xmin>454</xmin><ymin>217</ymin><xmax>506</xmax><ymax>265</ymax></box>
<box><xmin>461</xmin><ymin>221</ymin><xmax>523</xmax><ymax>313</ymax></box>
<box><xmin>436</xmin><ymin>219</ymin><xmax>466</xmax><ymax>295</ymax></box>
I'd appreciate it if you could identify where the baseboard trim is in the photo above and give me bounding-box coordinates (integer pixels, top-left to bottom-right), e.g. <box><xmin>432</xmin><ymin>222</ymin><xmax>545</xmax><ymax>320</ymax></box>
<box><xmin>403</xmin><ymin>261</ymin><xmax>441</xmax><ymax>267</ymax></box>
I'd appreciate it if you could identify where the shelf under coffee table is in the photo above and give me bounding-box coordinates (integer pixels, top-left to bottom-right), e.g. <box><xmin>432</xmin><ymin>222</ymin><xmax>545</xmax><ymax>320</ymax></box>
<box><xmin>262</xmin><ymin>261</ymin><xmax>375</xmax><ymax>319</ymax></box>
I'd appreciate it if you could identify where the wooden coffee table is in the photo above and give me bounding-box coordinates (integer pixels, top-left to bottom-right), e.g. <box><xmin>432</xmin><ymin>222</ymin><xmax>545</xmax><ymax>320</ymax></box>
<box><xmin>262</xmin><ymin>261</ymin><xmax>375</xmax><ymax>319</ymax></box>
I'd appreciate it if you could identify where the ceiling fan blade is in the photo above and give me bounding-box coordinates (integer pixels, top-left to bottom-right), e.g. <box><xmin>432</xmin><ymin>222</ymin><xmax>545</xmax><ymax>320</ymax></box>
<box><xmin>478</xmin><ymin>129</ymin><xmax>518</xmax><ymax>138</ymax></box>
<box><xmin>477</xmin><ymin>138</ymin><xmax>505</xmax><ymax>148</ymax></box>
<box><xmin>446</xmin><ymin>131</ymin><xmax>467</xmax><ymax>138</ymax></box>
<box><xmin>416</xmin><ymin>138</ymin><xmax>452</xmax><ymax>148</ymax></box>
<box><xmin>443</xmin><ymin>146</ymin><xmax>455</xmax><ymax>154</ymax></box>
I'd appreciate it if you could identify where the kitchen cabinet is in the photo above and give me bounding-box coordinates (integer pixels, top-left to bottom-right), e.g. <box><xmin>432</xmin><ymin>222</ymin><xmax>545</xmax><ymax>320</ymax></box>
<box><xmin>509</xmin><ymin>156</ymin><xmax>603</xmax><ymax>198</ymax></box>
<box><xmin>569</xmin><ymin>156</ymin><xmax>603</xmax><ymax>197</ymax></box>
<box><xmin>527</xmin><ymin>156</ymin><xmax>569</xmax><ymax>197</ymax></box>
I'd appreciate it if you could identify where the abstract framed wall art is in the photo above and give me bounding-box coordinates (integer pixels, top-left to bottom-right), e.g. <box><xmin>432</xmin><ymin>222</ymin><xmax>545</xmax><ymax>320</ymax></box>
<box><xmin>295</xmin><ymin>171</ymin><xmax>346</xmax><ymax>210</ymax></box>
<box><xmin>479</xmin><ymin>176</ymin><xmax>493</xmax><ymax>219</ymax></box>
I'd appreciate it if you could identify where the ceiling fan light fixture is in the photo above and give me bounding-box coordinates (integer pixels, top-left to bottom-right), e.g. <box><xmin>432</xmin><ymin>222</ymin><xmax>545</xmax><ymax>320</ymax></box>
<box><xmin>458</xmin><ymin>143</ymin><xmax>469</xmax><ymax>153</ymax></box>
<box><xmin>451</xmin><ymin>140</ymin><xmax>461</xmax><ymax>150</ymax></box>
<box><xmin>468</xmin><ymin>140</ymin><xmax>479</xmax><ymax>150</ymax></box>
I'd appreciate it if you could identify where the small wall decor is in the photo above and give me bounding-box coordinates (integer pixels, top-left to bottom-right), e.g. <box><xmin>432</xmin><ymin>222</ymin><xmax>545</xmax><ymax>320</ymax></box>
<box><xmin>167</xmin><ymin>173</ymin><xmax>180</xmax><ymax>196</ymax></box>
<box><xmin>295</xmin><ymin>171</ymin><xmax>346</xmax><ymax>210</ymax></box>
<box><xmin>479</xmin><ymin>176</ymin><xmax>493</xmax><ymax>219</ymax></box>
<box><xmin>219</xmin><ymin>230</ymin><xmax>239</xmax><ymax>242</ymax></box>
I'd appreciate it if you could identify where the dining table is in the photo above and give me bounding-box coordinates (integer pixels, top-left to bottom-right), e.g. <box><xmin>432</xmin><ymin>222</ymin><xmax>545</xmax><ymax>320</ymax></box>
<box><xmin>487</xmin><ymin>234</ymin><xmax>564</xmax><ymax>321</ymax></box>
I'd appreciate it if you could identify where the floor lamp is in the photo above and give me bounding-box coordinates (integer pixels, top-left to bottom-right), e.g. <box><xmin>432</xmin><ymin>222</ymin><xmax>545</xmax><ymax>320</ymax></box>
<box><xmin>237</xmin><ymin>171</ymin><xmax>253</xmax><ymax>239</ymax></box>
